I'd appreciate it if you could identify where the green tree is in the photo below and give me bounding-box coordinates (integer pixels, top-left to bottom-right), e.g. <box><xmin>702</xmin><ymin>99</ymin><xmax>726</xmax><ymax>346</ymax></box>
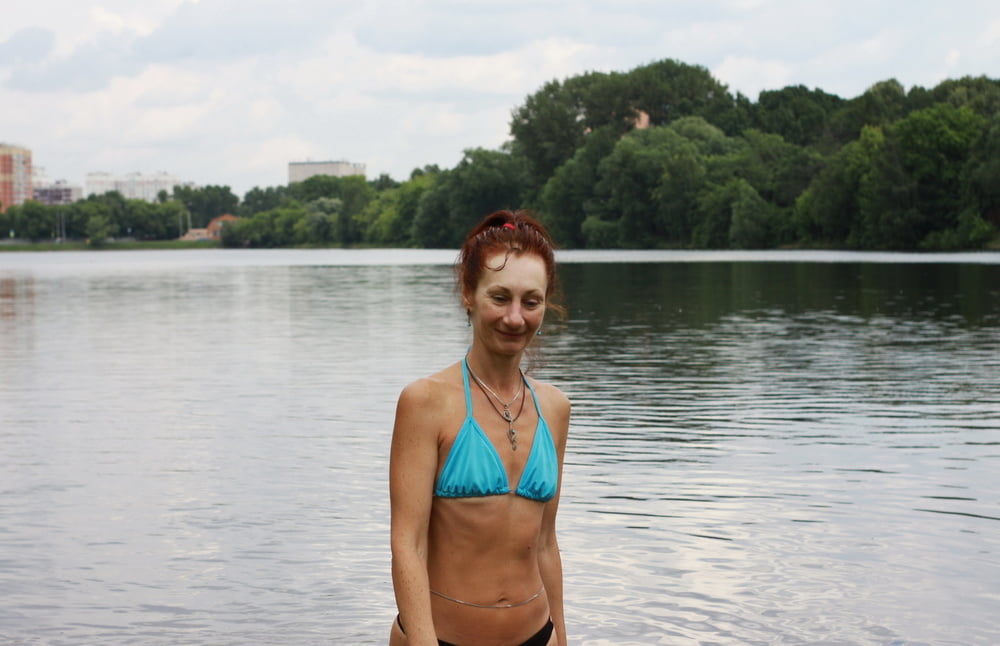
<box><xmin>86</xmin><ymin>214</ymin><xmax>114</xmax><ymax>247</ymax></box>
<box><xmin>713</xmin><ymin>129</ymin><xmax>823</xmax><ymax>244</ymax></box>
<box><xmin>0</xmin><ymin>204</ymin><xmax>21</xmax><ymax>238</ymax></box>
<box><xmin>370</xmin><ymin>173</ymin><xmax>400</xmax><ymax>191</ymax></box>
<box><xmin>221</xmin><ymin>202</ymin><xmax>309</xmax><ymax>247</ymax></box>
<box><xmin>827</xmin><ymin>79</ymin><xmax>909</xmax><ymax>147</ymax></box>
<box><xmin>753</xmin><ymin>85</ymin><xmax>844</xmax><ymax>147</ymax></box>
<box><xmin>412</xmin><ymin>148</ymin><xmax>525</xmax><ymax>248</ymax></box>
<box><xmin>61</xmin><ymin>199</ymin><xmax>108</xmax><ymax>240</ymax></box>
<box><xmin>655</xmin><ymin>117</ymin><xmax>746</xmax><ymax>244</ymax></box>
<box><xmin>963</xmin><ymin>113</ymin><xmax>1000</xmax><ymax>229</ymax></box>
<box><xmin>539</xmin><ymin>125</ymin><xmax>618</xmax><ymax>247</ymax></box>
<box><xmin>361</xmin><ymin>188</ymin><xmax>401</xmax><ymax>245</ymax></box>
<box><xmin>336</xmin><ymin>175</ymin><xmax>376</xmax><ymax>244</ymax></box>
<box><xmin>728</xmin><ymin>180</ymin><xmax>774</xmax><ymax>248</ymax></box>
<box><xmin>156</xmin><ymin>200</ymin><xmax>191</xmax><ymax>239</ymax></box>
<box><xmin>854</xmin><ymin>127</ymin><xmax>916</xmax><ymax>249</ymax></box>
<box><xmin>930</xmin><ymin>75</ymin><xmax>1000</xmax><ymax>118</ymax></box>
<box><xmin>298</xmin><ymin>197</ymin><xmax>341</xmax><ymax>244</ymax></box>
<box><xmin>365</xmin><ymin>172</ymin><xmax>436</xmax><ymax>245</ymax></box>
<box><xmin>240</xmin><ymin>185</ymin><xmax>290</xmax><ymax>217</ymax></box>
<box><xmin>627</xmin><ymin>59</ymin><xmax>734</xmax><ymax>130</ymax></box>
<box><xmin>691</xmin><ymin>179</ymin><xmax>750</xmax><ymax>248</ymax></box>
<box><xmin>509</xmin><ymin>78</ymin><xmax>591</xmax><ymax>195</ymax></box>
<box><xmin>580</xmin><ymin>215</ymin><xmax>621</xmax><ymax>248</ymax></box>
<box><xmin>290</xmin><ymin>175</ymin><xmax>343</xmax><ymax>203</ymax></box>
<box><xmin>795</xmin><ymin>126</ymin><xmax>884</xmax><ymax>245</ymax></box>
<box><xmin>14</xmin><ymin>201</ymin><xmax>57</xmax><ymax>240</ymax></box>
<box><xmin>411</xmin><ymin>173</ymin><xmax>455</xmax><ymax>248</ymax></box>
<box><xmin>283</xmin><ymin>175</ymin><xmax>374</xmax><ymax>244</ymax></box>
<box><xmin>851</xmin><ymin>103</ymin><xmax>987</xmax><ymax>249</ymax></box>
<box><xmin>894</xmin><ymin>103</ymin><xmax>986</xmax><ymax>235</ymax></box>
<box><xmin>172</xmin><ymin>185</ymin><xmax>239</xmax><ymax>227</ymax></box>
<box><xmin>652</xmin><ymin>143</ymin><xmax>708</xmax><ymax>244</ymax></box>
<box><xmin>593</xmin><ymin>127</ymin><xmax>681</xmax><ymax>247</ymax></box>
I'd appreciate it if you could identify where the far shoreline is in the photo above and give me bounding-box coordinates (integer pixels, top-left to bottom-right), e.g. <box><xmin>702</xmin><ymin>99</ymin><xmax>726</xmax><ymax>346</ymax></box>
<box><xmin>1</xmin><ymin>236</ymin><xmax>998</xmax><ymax>254</ymax></box>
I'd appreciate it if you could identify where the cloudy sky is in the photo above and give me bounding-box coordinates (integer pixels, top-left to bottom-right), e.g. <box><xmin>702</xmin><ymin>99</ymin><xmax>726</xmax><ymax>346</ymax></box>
<box><xmin>3</xmin><ymin>0</ymin><xmax>998</xmax><ymax>197</ymax></box>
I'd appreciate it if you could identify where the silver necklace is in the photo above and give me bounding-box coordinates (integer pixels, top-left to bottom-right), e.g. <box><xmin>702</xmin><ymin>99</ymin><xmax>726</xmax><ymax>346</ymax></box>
<box><xmin>466</xmin><ymin>360</ymin><xmax>526</xmax><ymax>450</ymax></box>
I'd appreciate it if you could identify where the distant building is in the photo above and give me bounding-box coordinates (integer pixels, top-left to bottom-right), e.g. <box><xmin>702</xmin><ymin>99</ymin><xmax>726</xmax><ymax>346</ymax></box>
<box><xmin>84</xmin><ymin>172</ymin><xmax>116</xmax><ymax>198</ymax></box>
<box><xmin>85</xmin><ymin>171</ymin><xmax>191</xmax><ymax>202</ymax></box>
<box><xmin>32</xmin><ymin>167</ymin><xmax>83</xmax><ymax>206</ymax></box>
<box><xmin>206</xmin><ymin>214</ymin><xmax>239</xmax><ymax>240</ymax></box>
<box><xmin>288</xmin><ymin>160</ymin><xmax>366</xmax><ymax>184</ymax></box>
<box><xmin>179</xmin><ymin>228</ymin><xmax>211</xmax><ymax>241</ymax></box>
<box><xmin>33</xmin><ymin>180</ymin><xmax>83</xmax><ymax>206</ymax></box>
<box><xmin>0</xmin><ymin>143</ymin><xmax>32</xmax><ymax>213</ymax></box>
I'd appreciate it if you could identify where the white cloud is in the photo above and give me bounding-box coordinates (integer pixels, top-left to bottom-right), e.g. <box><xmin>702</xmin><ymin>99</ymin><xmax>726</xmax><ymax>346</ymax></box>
<box><xmin>987</xmin><ymin>20</ymin><xmax>1000</xmax><ymax>45</ymax></box>
<box><xmin>89</xmin><ymin>6</ymin><xmax>156</xmax><ymax>36</ymax></box>
<box><xmin>712</xmin><ymin>56</ymin><xmax>791</xmax><ymax>98</ymax></box>
<box><xmin>225</xmin><ymin>136</ymin><xmax>326</xmax><ymax>177</ymax></box>
<box><xmin>2</xmin><ymin>0</ymin><xmax>998</xmax><ymax>195</ymax></box>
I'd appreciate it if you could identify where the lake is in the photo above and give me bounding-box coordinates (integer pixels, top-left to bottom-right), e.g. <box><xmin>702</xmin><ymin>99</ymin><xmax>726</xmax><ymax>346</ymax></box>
<box><xmin>2</xmin><ymin>249</ymin><xmax>999</xmax><ymax>645</ymax></box>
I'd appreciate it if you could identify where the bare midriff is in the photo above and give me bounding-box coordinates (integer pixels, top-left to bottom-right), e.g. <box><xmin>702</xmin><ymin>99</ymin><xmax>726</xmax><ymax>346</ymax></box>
<box><xmin>426</xmin><ymin>494</ymin><xmax>550</xmax><ymax>645</ymax></box>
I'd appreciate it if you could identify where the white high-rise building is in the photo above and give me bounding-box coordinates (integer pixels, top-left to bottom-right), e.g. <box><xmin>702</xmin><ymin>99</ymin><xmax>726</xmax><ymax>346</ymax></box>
<box><xmin>85</xmin><ymin>171</ymin><xmax>189</xmax><ymax>202</ymax></box>
<box><xmin>288</xmin><ymin>160</ymin><xmax>366</xmax><ymax>184</ymax></box>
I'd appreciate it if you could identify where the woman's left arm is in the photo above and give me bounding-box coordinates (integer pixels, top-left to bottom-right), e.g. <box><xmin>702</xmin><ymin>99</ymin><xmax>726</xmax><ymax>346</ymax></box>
<box><xmin>538</xmin><ymin>386</ymin><xmax>570</xmax><ymax>646</ymax></box>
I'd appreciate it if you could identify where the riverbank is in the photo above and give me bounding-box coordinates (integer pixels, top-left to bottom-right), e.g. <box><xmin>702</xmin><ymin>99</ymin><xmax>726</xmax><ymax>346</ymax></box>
<box><xmin>0</xmin><ymin>240</ymin><xmax>221</xmax><ymax>252</ymax></box>
<box><xmin>2</xmin><ymin>235</ymin><xmax>998</xmax><ymax>252</ymax></box>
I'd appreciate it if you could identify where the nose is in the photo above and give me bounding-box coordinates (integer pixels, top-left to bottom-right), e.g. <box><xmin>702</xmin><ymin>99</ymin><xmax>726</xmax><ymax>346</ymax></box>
<box><xmin>504</xmin><ymin>300</ymin><xmax>525</xmax><ymax>328</ymax></box>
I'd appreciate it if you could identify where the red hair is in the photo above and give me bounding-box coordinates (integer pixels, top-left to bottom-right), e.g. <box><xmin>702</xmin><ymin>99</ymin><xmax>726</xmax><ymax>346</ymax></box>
<box><xmin>457</xmin><ymin>210</ymin><xmax>565</xmax><ymax>319</ymax></box>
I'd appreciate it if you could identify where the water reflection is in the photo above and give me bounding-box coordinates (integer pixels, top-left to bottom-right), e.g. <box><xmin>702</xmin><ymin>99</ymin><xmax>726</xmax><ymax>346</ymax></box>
<box><xmin>0</xmin><ymin>251</ymin><xmax>998</xmax><ymax>645</ymax></box>
<box><xmin>546</xmin><ymin>260</ymin><xmax>1000</xmax><ymax>645</ymax></box>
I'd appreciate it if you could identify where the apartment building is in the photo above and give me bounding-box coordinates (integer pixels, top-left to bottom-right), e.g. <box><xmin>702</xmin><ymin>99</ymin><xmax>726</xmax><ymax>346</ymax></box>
<box><xmin>288</xmin><ymin>160</ymin><xmax>366</xmax><ymax>184</ymax></box>
<box><xmin>33</xmin><ymin>180</ymin><xmax>83</xmax><ymax>206</ymax></box>
<box><xmin>32</xmin><ymin>167</ymin><xmax>83</xmax><ymax>206</ymax></box>
<box><xmin>0</xmin><ymin>143</ymin><xmax>32</xmax><ymax>213</ymax></box>
<box><xmin>86</xmin><ymin>171</ymin><xmax>188</xmax><ymax>202</ymax></box>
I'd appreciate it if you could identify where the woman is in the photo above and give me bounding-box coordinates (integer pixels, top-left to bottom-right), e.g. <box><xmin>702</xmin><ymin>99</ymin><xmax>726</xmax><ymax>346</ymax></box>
<box><xmin>389</xmin><ymin>210</ymin><xmax>570</xmax><ymax>646</ymax></box>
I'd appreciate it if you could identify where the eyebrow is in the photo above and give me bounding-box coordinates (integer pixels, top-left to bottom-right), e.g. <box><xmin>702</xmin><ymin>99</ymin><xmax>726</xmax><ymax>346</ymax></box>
<box><xmin>487</xmin><ymin>285</ymin><xmax>543</xmax><ymax>295</ymax></box>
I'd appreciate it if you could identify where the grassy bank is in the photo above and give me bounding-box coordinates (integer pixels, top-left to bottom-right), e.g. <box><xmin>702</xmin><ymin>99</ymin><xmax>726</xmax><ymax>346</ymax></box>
<box><xmin>0</xmin><ymin>240</ymin><xmax>222</xmax><ymax>252</ymax></box>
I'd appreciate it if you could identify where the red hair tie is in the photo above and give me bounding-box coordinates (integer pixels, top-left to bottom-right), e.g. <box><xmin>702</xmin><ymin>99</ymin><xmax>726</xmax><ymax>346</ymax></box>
<box><xmin>502</xmin><ymin>222</ymin><xmax>516</xmax><ymax>231</ymax></box>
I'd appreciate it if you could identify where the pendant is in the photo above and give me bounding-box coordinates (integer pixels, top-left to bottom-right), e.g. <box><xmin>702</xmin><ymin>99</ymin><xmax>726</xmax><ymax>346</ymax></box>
<box><xmin>502</xmin><ymin>408</ymin><xmax>513</xmax><ymax>422</ymax></box>
<box><xmin>508</xmin><ymin>426</ymin><xmax>518</xmax><ymax>451</ymax></box>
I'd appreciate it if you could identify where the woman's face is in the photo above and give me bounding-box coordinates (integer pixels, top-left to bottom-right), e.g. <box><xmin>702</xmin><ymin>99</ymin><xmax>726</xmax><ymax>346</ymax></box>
<box><xmin>465</xmin><ymin>251</ymin><xmax>548</xmax><ymax>356</ymax></box>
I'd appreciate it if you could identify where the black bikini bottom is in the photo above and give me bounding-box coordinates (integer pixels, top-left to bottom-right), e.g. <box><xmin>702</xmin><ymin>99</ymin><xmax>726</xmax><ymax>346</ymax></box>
<box><xmin>396</xmin><ymin>615</ymin><xmax>554</xmax><ymax>646</ymax></box>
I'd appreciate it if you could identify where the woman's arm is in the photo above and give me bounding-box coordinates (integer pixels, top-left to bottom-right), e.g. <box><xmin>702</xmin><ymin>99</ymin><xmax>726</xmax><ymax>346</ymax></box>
<box><xmin>389</xmin><ymin>380</ymin><xmax>442</xmax><ymax>646</ymax></box>
<box><xmin>538</xmin><ymin>386</ymin><xmax>571</xmax><ymax>646</ymax></box>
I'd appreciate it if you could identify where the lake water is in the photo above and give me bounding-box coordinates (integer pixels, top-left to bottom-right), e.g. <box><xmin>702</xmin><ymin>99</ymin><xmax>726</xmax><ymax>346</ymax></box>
<box><xmin>2</xmin><ymin>249</ymin><xmax>999</xmax><ymax>645</ymax></box>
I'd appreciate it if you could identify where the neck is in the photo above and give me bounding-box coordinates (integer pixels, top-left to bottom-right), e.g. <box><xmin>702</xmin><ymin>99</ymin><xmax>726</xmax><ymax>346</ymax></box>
<box><xmin>465</xmin><ymin>346</ymin><xmax>524</xmax><ymax>392</ymax></box>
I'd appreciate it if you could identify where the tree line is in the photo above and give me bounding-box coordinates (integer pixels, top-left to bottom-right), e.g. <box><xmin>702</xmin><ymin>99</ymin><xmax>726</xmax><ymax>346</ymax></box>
<box><xmin>3</xmin><ymin>59</ymin><xmax>998</xmax><ymax>250</ymax></box>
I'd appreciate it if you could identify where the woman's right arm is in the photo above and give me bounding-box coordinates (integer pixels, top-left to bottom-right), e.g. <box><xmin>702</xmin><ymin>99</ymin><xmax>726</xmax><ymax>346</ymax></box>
<box><xmin>389</xmin><ymin>380</ymin><xmax>441</xmax><ymax>646</ymax></box>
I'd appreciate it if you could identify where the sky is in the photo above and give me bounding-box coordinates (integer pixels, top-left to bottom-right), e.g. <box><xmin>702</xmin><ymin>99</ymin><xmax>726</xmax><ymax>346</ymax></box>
<box><xmin>2</xmin><ymin>0</ymin><xmax>998</xmax><ymax>198</ymax></box>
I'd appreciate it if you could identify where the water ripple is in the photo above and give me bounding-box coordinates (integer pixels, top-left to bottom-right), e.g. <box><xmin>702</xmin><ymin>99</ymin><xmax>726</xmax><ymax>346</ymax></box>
<box><xmin>2</xmin><ymin>252</ymin><xmax>999</xmax><ymax>644</ymax></box>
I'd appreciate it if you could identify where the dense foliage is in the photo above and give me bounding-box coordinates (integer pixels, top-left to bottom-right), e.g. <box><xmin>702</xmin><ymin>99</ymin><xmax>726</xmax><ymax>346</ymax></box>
<box><xmin>3</xmin><ymin>59</ymin><xmax>997</xmax><ymax>250</ymax></box>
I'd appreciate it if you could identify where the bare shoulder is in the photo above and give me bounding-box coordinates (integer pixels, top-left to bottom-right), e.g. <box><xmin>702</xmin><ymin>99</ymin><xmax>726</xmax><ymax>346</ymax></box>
<box><xmin>527</xmin><ymin>377</ymin><xmax>571</xmax><ymax>431</ymax></box>
<box><xmin>527</xmin><ymin>377</ymin><xmax>570</xmax><ymax>411</ymax></box>
<box><xmin>394</xmin><ymin>363</ymin><xmax>464</xmax><ymax>430</ymax></box>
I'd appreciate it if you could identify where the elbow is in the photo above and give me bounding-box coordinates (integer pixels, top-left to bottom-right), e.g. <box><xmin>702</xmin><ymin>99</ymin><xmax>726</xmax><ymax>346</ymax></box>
<box><xmin>391</xmin><ymin>528</ymin><xmax>428</xmax><ymax>566</ymax></box>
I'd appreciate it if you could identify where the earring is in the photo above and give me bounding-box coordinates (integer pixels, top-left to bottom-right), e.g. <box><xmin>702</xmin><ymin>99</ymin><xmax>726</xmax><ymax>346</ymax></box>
<box><xmin>536</xmin><ymin>327</ymin><xmax>542</xmax><ymax>336</ymax></box>
<box><xmin>467</xmin><ymin>311</ymin><xmax>471</xmax><ymax>327</ymax></box>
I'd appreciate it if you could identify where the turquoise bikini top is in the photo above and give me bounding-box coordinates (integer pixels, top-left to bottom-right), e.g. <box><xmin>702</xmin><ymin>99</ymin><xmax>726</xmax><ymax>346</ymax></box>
<box><xmin>434</xmin><ymin>358</ymin><xmax>559</xmax><ymax>502</ymax></box>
